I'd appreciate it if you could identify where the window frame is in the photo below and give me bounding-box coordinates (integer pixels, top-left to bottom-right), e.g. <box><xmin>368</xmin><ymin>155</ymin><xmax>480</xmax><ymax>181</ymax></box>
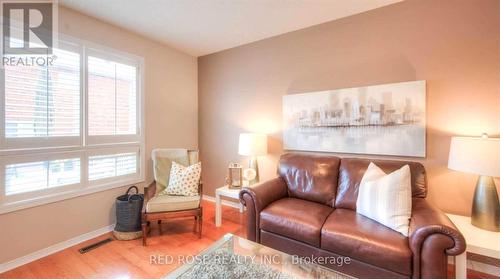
<box><xmin>0</xmin><ymin>34</ymin><xmax>146</xmax><ymax>214</ymax></box>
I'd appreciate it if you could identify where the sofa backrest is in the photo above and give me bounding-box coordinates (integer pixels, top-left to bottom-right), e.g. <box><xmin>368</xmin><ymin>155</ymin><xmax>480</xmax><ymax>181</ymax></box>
<box><xmin>335</xmin><ymin>158</ymin><xmax>427</xmax><ymax>210</ymax></box>
<box><xmin>278</xmin><ymin>153</ymin><xmax>340</xmax><ymax>207</ymax></box>
<box><xmin>278</xmin><ymin>153</ymin><xmax>427</xmax><ymax>209</ymax></box>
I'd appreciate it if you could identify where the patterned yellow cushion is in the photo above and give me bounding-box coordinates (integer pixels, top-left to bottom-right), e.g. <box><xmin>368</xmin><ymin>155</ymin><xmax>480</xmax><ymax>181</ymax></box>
<box><xmin>161</xmin><ymin>161</ymin><xmax>201</xmax><ymax>196</ymax></box>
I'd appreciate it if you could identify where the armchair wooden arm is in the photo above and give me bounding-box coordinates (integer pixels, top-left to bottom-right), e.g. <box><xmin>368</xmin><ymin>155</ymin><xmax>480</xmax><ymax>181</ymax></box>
<box><xmin>198</xmin><ymin>180</ymin><xmax>203</xmax><ymax>203</ymax></box>
<box><xmin>144</xmin><ymin>181</ymin><xmax>156</xmax><ymax>203</ymax></box>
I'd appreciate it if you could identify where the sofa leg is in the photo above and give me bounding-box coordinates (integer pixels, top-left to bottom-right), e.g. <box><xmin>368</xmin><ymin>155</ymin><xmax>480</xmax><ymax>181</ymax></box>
<box><xmin>142</xmin><ymin>222</ymin><xmax>148</xmax><ymax>246</ymax></box>
<box><xmin>158</xmin><ymin>220</ymin><xmax>162</xmax><ymax>235</ymax></box>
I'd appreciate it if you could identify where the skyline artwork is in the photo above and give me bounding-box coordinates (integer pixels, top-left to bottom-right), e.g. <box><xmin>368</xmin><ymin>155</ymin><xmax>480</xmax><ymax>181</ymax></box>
<box><xmin>282</xmin><ymin>80</ymin><xmax>426</xmax><ymax>157</ymax></box>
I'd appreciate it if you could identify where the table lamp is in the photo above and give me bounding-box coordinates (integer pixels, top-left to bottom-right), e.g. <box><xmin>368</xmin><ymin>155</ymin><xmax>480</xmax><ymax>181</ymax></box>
<box><xmin>238</xmin><ymin>133</ymin><xmax>267</xmax><ymax>185</ymax></box>
<box><xmin>448</xmin><ymin>134</ymin><xmax>500</xmax><ymax>231</ymax></box>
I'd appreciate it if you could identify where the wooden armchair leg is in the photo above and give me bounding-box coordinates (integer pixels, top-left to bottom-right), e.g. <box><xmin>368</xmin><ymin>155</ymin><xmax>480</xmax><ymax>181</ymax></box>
<box><xmin>142</xmin><ymin>221</ymin><xmax>148</xmax><ymax>246</ymax></box>
<box><xmin>198</xmin><ymin>216</ymin><xmax>202</xmax><ymax>238</ymax></box>
<box><xmin>193</xmin><ymin>216</ymin><xmax>198</xmax><ymax>233</ymax></box>
<box><xmin>198</xmin><ymin>208</ymin><xmax>203</xmax><ymax>238</ymax></box>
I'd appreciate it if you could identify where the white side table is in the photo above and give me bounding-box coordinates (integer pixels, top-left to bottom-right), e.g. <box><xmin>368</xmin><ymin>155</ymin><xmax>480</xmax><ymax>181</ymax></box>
<box><xmin>446</xmin><ymin>214</ymin><xmax>500</xmax><ymax>279</ymax></box>
<box><xmin>215</xmin><ymin>185</ymin><xmax>244</xmax><ymax>227</ymax></box>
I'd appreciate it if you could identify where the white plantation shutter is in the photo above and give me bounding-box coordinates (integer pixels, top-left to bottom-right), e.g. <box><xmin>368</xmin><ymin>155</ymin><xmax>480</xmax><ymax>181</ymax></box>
<box><xmin>88</xmin><ymin>56</ymin><xmax>137</xmax><ymax>137</ymax></box>
<box><xmin>88</xmin><ymin>152</ymin><xmax>138</xmax><ymax>181</ymax></box>
<box><xmin>4</xmin><ymin>48</ymin><xmax>80</xmax><ymax>142</ymax></box>
<box><xmin>4</xmin><ymin>59</ymin><xmax>49</xmax><ymax>137</ymax></box>
<box><xmin>0</xmin><ymin>36</ymin><xmax>143</xmax><ymax>213</ymax></box>
<box><xmin>5</xmin><ymin>158</ymin><xmax>81</xmax><ymax>195</ymax></box>
<box><xmin>5</xmin><ymin>161</ymin><xmax>47</xmax><ymax>195</ymax></box>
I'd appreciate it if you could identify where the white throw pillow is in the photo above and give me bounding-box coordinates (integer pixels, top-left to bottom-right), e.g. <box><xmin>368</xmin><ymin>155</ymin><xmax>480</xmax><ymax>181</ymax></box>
<box><xmin>356</xmin><ymin>162</ymin><xmax>412</xmax><ymax>236</ymax></box>
<box><xmin>161</xmin><ymin>161</ymin><xmax>201</xmax><ymax>196</ymax></box>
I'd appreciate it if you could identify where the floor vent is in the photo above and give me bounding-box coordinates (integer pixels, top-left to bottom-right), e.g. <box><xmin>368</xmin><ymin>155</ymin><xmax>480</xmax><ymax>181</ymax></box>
<box><xmin>78</xmin><ymin>238</ymin><xmax>113</xmax><ymax>254</ymax></box>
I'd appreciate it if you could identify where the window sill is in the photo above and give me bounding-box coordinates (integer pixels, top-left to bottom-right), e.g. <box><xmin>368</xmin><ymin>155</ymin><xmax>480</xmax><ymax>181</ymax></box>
<box><xmin>0</xmin><ymin>177</ymin><xmax>145</xmax><ymax>215</ymax></box>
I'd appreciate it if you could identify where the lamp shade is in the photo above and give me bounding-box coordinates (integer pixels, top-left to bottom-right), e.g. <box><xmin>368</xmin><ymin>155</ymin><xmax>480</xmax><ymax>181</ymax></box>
<box><xmin>448</xmin><ymin>136</ymin><xmax>500</xmax><ymax>177</ymax></box>
<box><xmin>238</xmin><ymin>133</ymin><xmax>267</xmax><ymax>156</ymax></box>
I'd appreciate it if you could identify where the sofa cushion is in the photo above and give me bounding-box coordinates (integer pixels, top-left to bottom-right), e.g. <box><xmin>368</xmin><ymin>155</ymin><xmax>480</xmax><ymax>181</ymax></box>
<box><xmin>260</xmin><ymin>198</ymin><xmax>333</xmax><ymax>247</ymax></box>
<box><xmin>321</xmin><ymin>209</ymin><xmax>412</xmax><ymax>275</ymax></box>
<box><xmin>336</xmin><ymin>158</ymin><xmax>427</xmax><ymax>210</ymax></box>
<box><xmin>278</xmin><ymin>153</ymin><xmax>340</xmax><ymax>206</ymax></box>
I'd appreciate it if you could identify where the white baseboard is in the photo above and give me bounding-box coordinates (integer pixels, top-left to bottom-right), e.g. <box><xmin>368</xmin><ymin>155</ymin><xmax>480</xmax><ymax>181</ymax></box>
<box><xmin>202</xmin><ymin>194</ymin><xmax>241</xmax><ymax>209</ymax></box>
<box><xmin>0</xmin><ymin>224</ymin><xmax>114</xmax><ymax>274</ymax></box>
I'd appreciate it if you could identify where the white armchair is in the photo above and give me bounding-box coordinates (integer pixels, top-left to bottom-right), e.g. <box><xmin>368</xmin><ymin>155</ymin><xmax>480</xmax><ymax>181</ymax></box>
<box><xmin>141</xmin><ymin>149</ymin><xmax>202</xmax><ymax>245</ymax></box>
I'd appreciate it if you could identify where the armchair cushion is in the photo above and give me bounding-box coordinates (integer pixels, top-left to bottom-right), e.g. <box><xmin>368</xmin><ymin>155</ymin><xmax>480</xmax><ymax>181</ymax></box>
<box><xmin>146</xmin><ymin>194</ymin><xmax>200</xmax><ymax>213</ymax></box>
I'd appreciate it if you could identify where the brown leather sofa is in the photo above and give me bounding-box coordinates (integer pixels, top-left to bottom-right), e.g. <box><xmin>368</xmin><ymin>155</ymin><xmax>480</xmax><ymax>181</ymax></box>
<box><xmin>240</xmin><ymin>153</ymin><xmax>465</xmax><ymax>279</ymax></box>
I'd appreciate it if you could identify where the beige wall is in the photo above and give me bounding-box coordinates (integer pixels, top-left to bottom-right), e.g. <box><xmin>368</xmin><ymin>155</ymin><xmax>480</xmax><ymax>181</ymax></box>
<box><xmin>0</xmin><ymin>7</ymin><xmax>198</xmax><ymax>263</ymax></box>
<box><xmin>199</xmin><ymin>0</ymin><xmax>500</xmax><ymax>216</ymax></box>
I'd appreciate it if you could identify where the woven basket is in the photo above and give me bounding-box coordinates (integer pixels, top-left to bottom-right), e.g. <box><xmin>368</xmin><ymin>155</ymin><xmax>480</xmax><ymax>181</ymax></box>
<box><xmin>115</xmin><ymin>186</ymin><xmax>144</xmax><ymax>232</ymax></box>
<box><xmin>113</xmin><ymin>230</ymin><xmax>142</xmax><ymax>240</ymax></box>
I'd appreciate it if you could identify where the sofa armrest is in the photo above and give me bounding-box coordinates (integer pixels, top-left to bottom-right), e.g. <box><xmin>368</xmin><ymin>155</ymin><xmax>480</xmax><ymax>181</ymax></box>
<box><xmin>409</xmin><ymin>198</ymin><xmax>466</xmax><ymax>255</ymax></box>
<box><xmin>409</xmin><ymin>198</ymin><xmax>466</xmax><ymax>279</ymax></box>
<box><xmin>239</xmin><ymin>177</ymin><xmax>288</xmax><ymax>242</ymax></box>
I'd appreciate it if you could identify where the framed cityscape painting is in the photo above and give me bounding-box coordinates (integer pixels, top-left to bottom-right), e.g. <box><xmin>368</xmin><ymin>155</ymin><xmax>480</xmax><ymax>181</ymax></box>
<box><xmin>282</xmin><ymin>80</ymin><xmax>426</xmax><ymax>157</ymax></box>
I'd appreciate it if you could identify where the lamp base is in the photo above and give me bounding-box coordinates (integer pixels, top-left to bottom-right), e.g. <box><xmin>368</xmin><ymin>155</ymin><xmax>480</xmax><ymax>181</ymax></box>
<box><xmin>471</xmin><ymin>176</ymin><xmax>500</xmax><ymax>232</ymax></box>
<box><xmin>248</xmin><ymin>157</ymin><xmax>259</xmax><ymax>185</ymax></box>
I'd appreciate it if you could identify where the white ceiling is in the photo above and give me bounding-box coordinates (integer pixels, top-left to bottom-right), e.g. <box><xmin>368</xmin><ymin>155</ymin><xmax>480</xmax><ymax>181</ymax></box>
<box><xmin>60</xmin><ymin>0</ymin><xmax>402</xmax><ymax>57</ymax></box>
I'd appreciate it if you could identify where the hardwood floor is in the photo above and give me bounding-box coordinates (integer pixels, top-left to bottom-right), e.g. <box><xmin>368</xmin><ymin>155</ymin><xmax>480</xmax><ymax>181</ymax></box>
<box><xmin>1</xmin><ymin>201</ymin><xmax>246</xmax><ymax>279</ymax></box>
<box><xmin>1</xmin><ymin>200</ymin><xmax>497</xmax><ymax>279</ymax></box>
